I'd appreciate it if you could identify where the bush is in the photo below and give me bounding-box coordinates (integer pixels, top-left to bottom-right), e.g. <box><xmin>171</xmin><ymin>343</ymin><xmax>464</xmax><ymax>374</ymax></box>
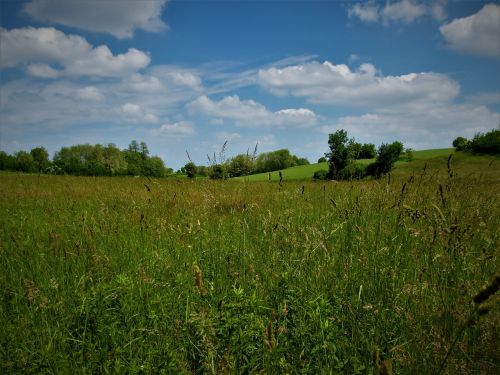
<box><xmin>452</xmin><ymin>136</ymin><xmax>469</xmax><ymax>151</ymax></box>
<box><xmin>366</xmin><ymin>141</ymin><xmax>404</xmax><ymax>177</ymax></box>
<box><xmin>338</xmin><ymin>162</ymin><xmax>366</xmax><ymax>180</ymax></box>
<box><xmin>317</xmin><ymin>157</ymin><xmax>327</xmax><ymax>163</ymax></box>
<box><xmin>313</xmin><ymin>169</ymin><xmax>328</xmax><ymax>180</ymax></box>
<box><xmin>468</xmin><ymin>129</ymin><xmax>500</xmax><ymax>155</ymax></box>
<box><xmin>209</xmin><ymin>164</ymin><xmax>227</xmax><ymax>180</ymax></box>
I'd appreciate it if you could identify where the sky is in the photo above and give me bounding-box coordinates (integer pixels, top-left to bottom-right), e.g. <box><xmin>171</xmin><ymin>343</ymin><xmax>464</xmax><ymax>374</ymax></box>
<box><xmin>0</xmin><ymin>0</ymin><xmax>499</xmax><ymax>169</ymax></box>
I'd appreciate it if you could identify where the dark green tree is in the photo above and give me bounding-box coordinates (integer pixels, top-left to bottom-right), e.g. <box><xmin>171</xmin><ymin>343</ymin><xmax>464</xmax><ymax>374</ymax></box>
<box><xmin>30</xmin><ymin>147</ymin><xmax>50</xmax><ymax>172</ymax></box>
<box><xmin>452</xmin><ymin>137</ymin><xmax>469</xmax><ymax>151</ymax></box>
<box><xmin>227</xmin><ymin>154</ymin><xmax>255</xmax><ymax>177</ymax></box>
<box><xmin>326</xmin><ymin>130</ymin><xmax>353</xmax><ymax>179</ymax></box>
<box><xmin>359</xmin><ymin>143</ymin><xmax>376</xmax><ymax>159</ymax></box>
<box><xmin>184</xmin><ymin>162</ymin><xmax>197</xmax><ymax>178</ymax></box>
<box><xmin>15</xmin><ymin>151</ymin><xmax>35</xmax><ymax>172</ymax></box>
<box><xmin>366</xmin><ymin>141</ymin><xmax>404</xmax><ymax>177</ymax></box>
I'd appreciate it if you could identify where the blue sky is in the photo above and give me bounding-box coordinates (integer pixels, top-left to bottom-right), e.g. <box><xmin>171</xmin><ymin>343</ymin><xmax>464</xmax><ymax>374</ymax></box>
<box><xmin>1</xmin><ymin>0</ymin><xmax>499</xmax><ymax>169</ymax></box>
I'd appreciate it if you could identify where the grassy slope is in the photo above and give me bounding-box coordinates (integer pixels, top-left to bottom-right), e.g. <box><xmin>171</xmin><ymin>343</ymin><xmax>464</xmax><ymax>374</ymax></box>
<box><xmin>235</xmin><ymin>148</ymin><xmax>456</xmax><ymax>181</ymax></box>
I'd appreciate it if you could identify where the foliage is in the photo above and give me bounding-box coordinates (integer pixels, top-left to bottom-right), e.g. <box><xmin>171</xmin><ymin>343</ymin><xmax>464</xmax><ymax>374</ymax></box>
<box><xmin>452</xmin><ymin>136</ymin><xmax>469</xmax><ymax>151</ymax></box>
<box><xmin>404</xmin><ymin>147</ymin><xmax>414</xmax><ymax>162</ymax></box>
<box><xmin>317</xmin><ymin>156</ymin><xmax>327</xmax><ymax>163</ymax></box>
<box><xmin>468</xmin><ymin>129</ymin><xmax>500</xmax><ymax>155</ymax></box>
<box><xmin>30</xmin><ymin>147</ymin><xmax>50</xmax><ymax>172</ymax></box>
<box><xmin>359</xmin><ymin>143</ymin><xmax>376</xmax><ymax>159</ymax></box>
<box><xmin>312</xmin><ymin>169</ymin><xmax>328</xmax><ymax>180</ymax></box>
<box><xmin>227</xmin><ymin>154</ymin><xmax>255</xmax><ymax>177</ymax></box>
<box><xmin>325</xmin><ymin>130</ymin><xmax>354</xmax><ymax>179</ymax></box>
<box><xmin>256</xmin><ymin>149</ymin><xmax>296</xmax><ymax>173</ymax></box>
<box><xmin>184</xmin><ymin>162</ymin><xmax>198</xmax><ymax>179</ymax></box>
<box><xmin>15</xmin><ymin>151</ymin><xmax>35</xmax><ymax>172</ymax></box>
<box><xmin>209</xmin><ymin>164</ymin><xmax>227</xmax><ymax>179</ymax></box>
<box><xmin>366</xmin><ymin>141</ymin><xmax>404</xmax><ymax>177</ymax></box>
<box><xmin>452</xmin><ymin>129</ymin><xmax>500</xmax><ymax>155</ymax></box>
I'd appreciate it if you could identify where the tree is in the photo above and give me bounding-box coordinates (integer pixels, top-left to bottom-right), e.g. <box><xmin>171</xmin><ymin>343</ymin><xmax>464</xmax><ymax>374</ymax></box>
<box><xmin>325</xmin><ymin>130</ymin><xmax>353</xmax><ymax>179</ymax></box>
<box><xmin>227</xmin><ymin>154</ymin><xmax>255</xmax><ymax>177</ymax></box>
<box><xmin>359</xmin><ymin>143</ymin><xmax>376</xmax><ymax>159</ymax></box>
<box><xmin>209</xmin><ymin>164</ymin><xmax>227</xmax><ymax>180</ymax></box>
<box><xmin>317</xmin><ymin>156</ymin><xmax>327</xmax><ymax>163</ymax></box>
<box><xmin>143</xmin><ymin>156</ymin><xmax>166</xmax><ymax>177</ymax></box>
<box><xmin>140</xmin><ymin>142</ymin><xmax>149</xmax><ymax>158</ymax></box>
<box><xmin>102</xmin><ymin>144</ymin><xmax>128</xmax><ymax>175</ymax></box>
<box><xmin>15</xmin><ymin>151</ymin><xmax>35</xmax><ymax>172</ymax></box>
<box><xmin>128</xmin><ymin>140</ymin><xmax>139</xmax><ymax>153</ymax></box>
<box><xmin>184</xmin><ymin>162</ymin><xmax>197</xmax><ymax>178</ymax></box>
<box><xmin>348</xmin><ymin>141</ymin><xmax>362</xmax><ymax>160</ymax></box>
<box><xmin>366</xmin><ymin>141</ymin><xmax>404</xmax><ymax>177</ymax></box>
<box><xmin>30</xmin><ymin>147</ymin><xmax>50</xmax><ymax>172</ymax></box>
<box><xmin>452</xmin><ymin>137</ymin><xmax>469</xmax><ymax>151</ymax></box>
<box><xmin>467</xmin><ymin>129</ymin><xmax>500</xmax><ymax>154</ymax></box>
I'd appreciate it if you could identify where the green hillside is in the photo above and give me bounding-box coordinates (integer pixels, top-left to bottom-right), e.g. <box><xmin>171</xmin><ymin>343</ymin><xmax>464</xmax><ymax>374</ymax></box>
<box><xmin>235</xmin><ymin>148</ymin><xmax>456</xmax><ymax>181</ymax></box>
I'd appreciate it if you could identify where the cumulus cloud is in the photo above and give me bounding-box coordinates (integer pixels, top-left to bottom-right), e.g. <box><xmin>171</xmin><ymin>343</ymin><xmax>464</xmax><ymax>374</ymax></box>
<box><xmin>23</xmin><ymin>0</ymin><xmax>168</xmax><ymax>39</ymax></box>
<box><xmin>75</xmin><ymin>86</ymin><xmax>104</xmax><ymax>101</ymax></box>
<box><xmin>154</xmin><ymin>122</ymin><xmax>195</xmax><ymax>137</ymax></box>
<box><xmin>348</xmin><ymin>0</ymin><xmax>446</xmax><ymax>25</ymax></box>
<box><xmin>440</xmin><ymin>4</ymin><xmax>500</xmax><ymax>58</ymax></box>
<box><xmin>259</xmin><ymin>60</ymin><xmax>459</xmax><ymax>107</ymax></box>
<box><xmin>0</xmin><ymin>27</ymin><xmax>150</xmax><ymax>77</ymax></box>
<box><xmin>119</xmin><ymin>103</ymin><xmax>158</xmax><ymax>123</ymax></box>
<box><xmin>188</xmin><ymin>95</ymin><xmax>317</xmax><ymax>127</ymax></box>
<box><xmin>320</xmin><ymin>103</ymin><xmax>499</xmax><ymax>150</ymax></box>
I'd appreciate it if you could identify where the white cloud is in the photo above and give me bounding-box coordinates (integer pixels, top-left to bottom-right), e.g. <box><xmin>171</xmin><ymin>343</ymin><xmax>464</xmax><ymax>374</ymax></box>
<box><xmin>320</xmin><ymin>103</ymin><xmax>498</xmax><ymax>150</ymax></box>
<box><xmin>154</xmin><ymin>122</ymin><xmax>195</xmax><ymax>137</ymax></box>
<box><xmin>23</xmin><ymin>0</ymin><xmax>168</xmax><ymax>39</ymax></box>
<box><xmin>440</xmin><ymin>4</ymin><xmax>500</xmax><ymax>58</ymax></box>
<box><xmin>348</xmin><ymin>2</ymin><xmax>380</xmax><ymax>22</ymax></box>
<box><xmin>259</xmin><ymin>60</ymin><xmax>459</xmax><ymax>107</ymax></box>
<box><xmin>0</xmin><ymin>27</ymin><xmax>150</xmax><ymax>77</ymax></box>
<box><xmin>120</xmin><ymin>103</ymin><xmax>158</xmax><ymax>123</ymax></box>
<box><xmin>348</xmin><ymin>0</ymin><xmax>446</xmax><ymax>25</ymax></box>
<box><xmin>149</xmin><ymin>66</ymin><xmax>203</xmax><ymax>89</ymax></box>
<box><xmin>188</xmin><ymin>95</ymin><xmax>317</xmax><ymax>127</ymax></box>
<box><xmin>75</xmin><ymin>86</ymin><xmax>104</xmax><ymax>101</ymax></box>
<box><xmin>27</xmin><ymin>63</ymin><xmax>60</xmax><ymax>78</ymax></box>
<box><xmin>382</xmin><ymin>0</ymin><xmax>427</xmax><ymax>23</ymax></box>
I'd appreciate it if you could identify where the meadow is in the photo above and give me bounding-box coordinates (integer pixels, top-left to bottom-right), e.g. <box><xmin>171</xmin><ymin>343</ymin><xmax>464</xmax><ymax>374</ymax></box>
<box><xmin>1</xmin><ymin>151</ymin><xmax>499</xmax><ymax>373</ymax></box>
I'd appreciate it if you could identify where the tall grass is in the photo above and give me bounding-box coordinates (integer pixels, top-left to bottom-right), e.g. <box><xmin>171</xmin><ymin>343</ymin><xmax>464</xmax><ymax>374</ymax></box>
<box><xmin>1</xmin><ymin>154</ymin><xmax>498</xmax><ymax>373</ymax></box>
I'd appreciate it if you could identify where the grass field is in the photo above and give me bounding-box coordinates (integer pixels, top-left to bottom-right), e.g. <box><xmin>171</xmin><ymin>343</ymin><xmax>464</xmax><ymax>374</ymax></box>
<box><xmin>1</xmin><ymin>151</ymin><xmax>499</xmax><ymax>373</ymax></box>
<box><xmin>235</xmin><ymin>148</ymin><xmax>456</xmax><ymax>181</ymax></box>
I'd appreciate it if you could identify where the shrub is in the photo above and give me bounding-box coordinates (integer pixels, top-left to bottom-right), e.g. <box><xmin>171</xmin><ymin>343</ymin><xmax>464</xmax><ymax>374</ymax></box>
<box><xmin>366</xmin><ymin>141</ymin><xmax>404</xmax><ymax>177</ymax></box>
<box><xmin>452</xmin><ymin>136</ymin><xmax>469</xmax><ymax>151</ymax></box>
<box><xmin>338</xmin><ymin>162</ymin><xmax>366</xmax><ymax>180</ymax></box>
<box><xmin>209</xmin><ymin>164</ymin><xmax>227</xmax><ymax>180</ymax></box>
<box><xmin>468</xmin><ymin>129</ymin><xmax>500</xmax><ymax>155</ymax></box>
<box><xmin>313</xmin><ymin>169</ymin><xmax>328</xmax><ymax>180</ymax></box>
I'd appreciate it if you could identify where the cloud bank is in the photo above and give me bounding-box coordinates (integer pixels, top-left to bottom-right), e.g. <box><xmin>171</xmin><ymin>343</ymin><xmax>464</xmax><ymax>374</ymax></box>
<box><xmin>23</xmin><ymin>0</ymin><xmax>168</xmax><ymax>38</ymax></box>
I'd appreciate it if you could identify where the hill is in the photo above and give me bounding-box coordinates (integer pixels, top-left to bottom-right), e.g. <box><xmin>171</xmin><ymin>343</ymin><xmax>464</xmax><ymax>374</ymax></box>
<box><xmin>234</xmin><ymin>148</ymin><xmax>458</xmax><ymax>181</ymax></box>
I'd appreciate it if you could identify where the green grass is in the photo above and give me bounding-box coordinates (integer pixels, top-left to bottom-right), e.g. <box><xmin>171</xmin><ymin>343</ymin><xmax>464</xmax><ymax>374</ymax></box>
<box><xmin>1</xmin><ymin>153</ymin><xmax>499</xmax><ymax>373</ymax></box>
<box><xmin>235</xmin><ymin>148</ymin><xmax>456</xmax><ymax>181</ymax></box>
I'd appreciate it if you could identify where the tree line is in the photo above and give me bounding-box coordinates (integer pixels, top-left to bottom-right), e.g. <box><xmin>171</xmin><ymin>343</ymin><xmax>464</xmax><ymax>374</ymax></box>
<box><xmin>314</xmin><ymin>129</ymin><xmax>411</xmax><ymax>181</ymax></box>
<box><xmin>182</xmin><ymin>148</ymin><xmax>311</xmax><ymax>179</ymax></box>
<box><xmin>452</xmin><ymin>128</ymin><xmax>500</xmax><ymax>155</ymax></box>
<box><xmin>0</xmin><ymin>141</ymin><xmax>171</xmax><ymax>177</ymax></box>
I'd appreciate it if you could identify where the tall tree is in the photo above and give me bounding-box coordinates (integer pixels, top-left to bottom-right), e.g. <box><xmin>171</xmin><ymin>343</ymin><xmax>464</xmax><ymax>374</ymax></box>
<box><xmin>30</xmin><ymin>147</ymin><xmax>49</xmax><ymax>172</ymax></box>
<box><xmin>326</xmin><ymin>130</ymin><xmax>353</xmax><ymax>179</ymax></box>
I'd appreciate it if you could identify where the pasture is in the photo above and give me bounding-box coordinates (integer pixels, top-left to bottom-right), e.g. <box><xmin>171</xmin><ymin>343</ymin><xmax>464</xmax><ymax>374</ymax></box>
<box><xmin>1</xmin><ymin>151</ymin><xmax>499</xmax><ymax>373</ymax></box>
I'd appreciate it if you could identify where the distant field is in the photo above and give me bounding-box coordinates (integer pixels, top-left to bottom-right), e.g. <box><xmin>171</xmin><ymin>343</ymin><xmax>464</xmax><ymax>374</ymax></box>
<box><xmin>236</xmin><ymin>148</ymin><xmax>456</xmax><ymax>181</ymax></box>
